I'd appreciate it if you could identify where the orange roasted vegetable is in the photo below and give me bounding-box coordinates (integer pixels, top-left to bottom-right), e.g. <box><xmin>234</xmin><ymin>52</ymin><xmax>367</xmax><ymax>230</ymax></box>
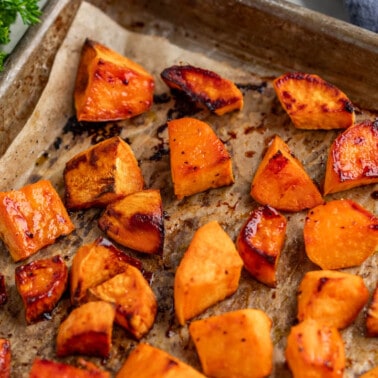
<box><xmin>56</xmin><ymin>301</ymin><xmax>115</xmax><ymax>358</ymax></box>
<box><xmin>189</xmin><ymin>309</ymin><xmax>273</xmax><ymax>378</ymax></box>
<box><xmin>0</xmin><ymin>339</ymin><xmax>10</xmax><ymax>378</ymax></box>
<box><xmin>29</xmin><ymin>358</ymin><xmax>110</xmax><ymax>378</ymax></box>
<box><xmin>304</xmin><ymin>199</ymin><xmax>378</xmax><ymax>269</ymax></box>
<box><xmin>360</xmin><ymin>366</ymin><xmax>378</xmax><ymax>378</ymax></box>
<box><xmin>116</xmin><ymin>343</ymin><xmax>206</xmax><ymax>378</ymax></box>
<box><xmin>168</xmin><ymin>117</ymin><xmax>234</xmax><ymax>199</ymax></box>
<box><xmin>366</xmin><ymin>283</ymin><xmax>378</xmax><ymax>337</ymax></box>
<box><xmin>324</xmin><ymin>120</ymin><xmax>378</xmax><ymax>195</ymax></box>
<box><xmin>250</xmin><ymin>135</ymin><xmax>323</xmax><ymax>212</ymax></box>
<box><xmin>297</xmin><ymin>270</ymin><xmax>369</xmax><ymax>329</ymax></box>
<box><xmin>273</xmin><ymin>72</ymin><xmax>355</xmax><ymax>130</ymax></box>
<box><xmin>98</xmin><ymin>189</ymin><xmax>164</xmax><ymax>254</ymax></box>
<box><xmin>161</xmin><ymin>64</ymin><xmax>243</xmax><ymax>115</ymax></box>
<box><xmin>15</xmin><ymin>255</ymin><xmax>68</xmax><ymax>324</ymax></box>
<box><xmin>285</xmin><ymin>319</ymin><xmax>345</xmax><ymax>378</ymax></box>
<box><xmin>236</xmin><ymin>205</ymin><xmax>286</xmax><ymax>287</ymax></box>
<box><xmin>0</xmin><ymin>179</ymin><xmax>74</xmax><ymax>262</ymax></box>
<box><xmin>174</xmin><ymin>221</ymin><xmax>243</xmax><ymax>325</ymax></box>
<box><xmin>64</xmin><ymin>136</ymin><xmax>144</xmax><ymax>210</ymax></box>
<box><xmin>74</xmin><ymin>39</ymin><xmax>154</xmax><ymax>122</ymax></box>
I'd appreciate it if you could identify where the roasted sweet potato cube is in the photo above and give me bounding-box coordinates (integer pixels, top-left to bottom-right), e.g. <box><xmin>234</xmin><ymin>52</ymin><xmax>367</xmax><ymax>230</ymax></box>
<box><xmin>304</xmin><ymin>199</ymin><xmax>378</xmax><ymax>269</ymax></box>
<box><xmin>0</xmin><ymin>339</ymin><xmax>10</xmax><ymax>378</ymax></box>
<box><xmin>70</xmin><ymin>237</ymin><xmax>142</xmax><ymax>305</ymax></box>
<box><xmin>0</xmin><ymin>180</ymin><xmax>75</xmax><ymax>262</ymax></box>
<box><xmin>98</xmin><ymin>189</ymin><xmax>164</xmax><ymax>254</ymax></box>
<box><xmin>15</xmin><ymin>255</ymin><xmax>68</xmax><ymax>324</ymax></box>
<box><xmin>29</xmin><ymin>358</ymin><xmax>110</xmax><ymax>378</ymax></box>
<box><xmin>0</xmin><ymin>274</ymin><xmax>7</xmax><ymax>305</ymax></box>
<box><xmin>366</xmin><ymin>283</ymin><xmax>378</xmax><ymax>337</ymax></box>
<box><xmin>324</xmin><ymin>120</ymin><xmax>378</xmax><ymax>195</ymax></box>
<box><xmin>297</xmin><ymin>270</ymin><xmax>369</xmax><ymax>329</ymax></box>
<box><xmin>250</xmin><ymin>135</ymin><xmax>323</xmax><ymax>212</ymax></box>
<box><xmin>189</xmin><ymin>309</ymin><xmax>273</xmax><ymax>378</ymax></box>
<box><xmin>168</xmin><ymin>117</ymin><xmax>234</xmax><ymax>199</ymax></box>
<box><xmin>88</xmin><ymin>266</ymin><xmax>157</xmax><ymax>339</ymax></box>
<box><xmin>116</xmin><ymin>343</ymin><xmax>206</xmax><ymax>378</ymax></box>
<box><xmin>273</xmin><ymin>72</ymin><xmax>355</xmax><ymax>130</ymax></box>
<box><xmin>64</xmin><ymin>136</ymin><xmax>144</xmax><ymax>210</ymax></box>
<box><xmin>360</xmin><ymin>366</ymin><xmax>378</xmax><ymax>378</ymax></box>
<box><xmin>236</xmin><ymin>205</ymin><xmax>287</xmax><ymax>287</ymax></box>
<box><xmin>74</xmin><ymin>39</ymin><xmax>154</xmax><ymax>122</ymax></box>
<box><xmin>56</xmin><ymin>301</ymin><xmax>115</xmax><ymax>358</ymax></box>
<box><xmin>174</xmin><ymin>221</ymin><xmax>243</xmax><ymax>325</ymax></box>
<box><xmin>285</xmin><ymin>319</ymin><xmax>345</xmax><ymax>378</ymax></box>
<box><xmin>161</xmin><ymin>64</ymin><xmax>243</xmax><ymax>115</ymax></box>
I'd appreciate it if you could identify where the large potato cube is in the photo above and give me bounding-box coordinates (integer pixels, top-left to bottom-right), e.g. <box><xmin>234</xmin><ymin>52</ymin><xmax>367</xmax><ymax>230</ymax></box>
<box><xmin>0</xmin><ymin>180</ymin><xmax>75</xmax><ymax>262</ymax></box>
<box><xmin>64</xmin><ymin>136</ymin><xmax>144</xmax><ymax>210</ymax></box>
<box><xmin>189</xmin><ymin>309</ymin><xmax>273</xmax><ymax>378</ymax></box>
<box><xmin>250</xmin><ymin>135</ymin><xmax>323</xmax><ymax>212</ymax></box>
<box><xmin>297</xmin><ymin>270</ymin><xmax>369</xmax><ymax>329</ymax></box>
<box><xmin>0</xmin><ymin>339</ymin><xmax>10</xmax><ymax>378</ymax></box>
<box><xmin>116</xmin><ymin>342</ymin><xmax>206</xmax><ymax>378</ymax></box>
<box><xmin>168</xmin><ymin>117</ymin><xmax>234</xmax><ymax>199</ymax></box>
<box><xmin>56</xmin><ymin>301</ymin><xmax>115</xmax><ymax>358</ymax></box>
<box><xmin>88</xmin><ymin>266</ymin><xmax>157</xmax><ymax>339</ymax></box>
<box><xmin>74</xmin><ymin>39</ymin><xmax>154</xmax><ymax>122</ymax></box>
<box><xmin>174</xmin><ymin>220</ymin><xmax>243</xmax><ymax>325</ymax></box>
<box><xmin>15</xmin><ymin>255</ymin><xmax>68</xmax><ymax>324</ymax></box>
<box><xmin>98</xmin><ymin>189</ymin><xmax>164</xmax><ymax>254</ymax></box>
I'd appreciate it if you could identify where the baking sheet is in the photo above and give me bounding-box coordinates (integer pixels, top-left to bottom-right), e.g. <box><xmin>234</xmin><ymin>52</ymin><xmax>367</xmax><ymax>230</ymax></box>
<box><xmin>0</xmin><ymin>1</ymin><xmax>378</xmax><ymax>377</ymax></box>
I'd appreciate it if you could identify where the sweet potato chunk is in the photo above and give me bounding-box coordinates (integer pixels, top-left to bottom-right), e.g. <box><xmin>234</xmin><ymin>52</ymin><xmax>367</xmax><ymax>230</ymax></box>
<box><xmin>88</xmin><ymin>266</ymin><xmax>157</xmax><ymax>339</ymax></box>
<box><xmin>98</xmin><ymin>189</ymin><xmax>164</xmax><ymax>254</ymax></box>
<box><xmin>70</xmin><ymin>237</ymin><xmax>142</xmax><ymax>305</ymax></box>
<box><xmin>297</xmin><ymin>270</ymin><xmax>369</xmax><ymax>329</ymax></box>
<box><xmin>304</xmin><ymin>199</ymin><xmax>378</xmax><ymax>269</ymax></box>
<box><xmin>29</xmin><ymin>358</ymin><xmax>110</xmax><ymax>378</ymax></box>
<box><xmin>15</xmin><ymin>255</ymin><xmax>68</xmax><ymax>324</ymax></box>
<box><xmin>174</xmin><ymin>221</ymin><xmax>243</xmax><ymax>325</ymax></box>
<box><xmin>189</xmin><ymin>309</ymin><xmax>273</xmax><ymax>378</ymax></box>
<box><xmin>161</xmin><ymin>64</ymin><xmax>243</xmax><ymax>115</ymax></box>
<box><xmin>366</xmin><ymin>283</ymin><xmax>378</xmax><ymax>337</ymax></box>
<box><xmin>285</xmin><ymin>319</ymin><xmax>345</xmax><ymax>378</ymax></box>
<box><xmin>116</xmin><ymin>342</ymin><xmax>206</xmax><ymax>378</ymax></box>
<box><xmin>250</xmin><ymin>135</ymin><xmax>323</xmax><ymax>212</ymax></box>
<box><xmin>273</xmin><ymin>72</ymin><xmax>355</xmax><ymax>130</ymax></box>
<box><xmin>236</xmin><ymin>205</ymin><xmax>287</xmax><ymax>287</ymax></box>
<box><xmin>64</xmin><ymin>136</ymin><xmax>144</xmax><ymax>210</ymax></box>
<box><xmin>168</xmin><ymin>117</ymin><xmax>234</xmax><ymax>199</ymax></box>
<box><xmin>56</xmin><ymin>301</ymin><xmax>115</xmax><ymax>358</ymax></box>
<box><xmin>0</xmin><ymin>180</ymin><xmax>75</xmax><ymax>262</ymax></box>
<box><xmin>74</xmin><ymin>39</ymin><xmax>154</xmax><ymax>122</ymax></box>
<box><xmin>0</xmin><ymin>339</ymin><xmax>10</xmax><ymax>378</ymax></box>
<box><xmin>324</xmin><ymin>120</ymin><xmax>378</xmax><ymax>195</ymax></box>
<box><xmin>0</xmin><ymin>274</ymin><xmax>7</xmax><ymax>305</ymax></box>
<box><xmin>360</xmin><ymin>366</ymin><xmax>378</xmax><ymax>378</ymax></box>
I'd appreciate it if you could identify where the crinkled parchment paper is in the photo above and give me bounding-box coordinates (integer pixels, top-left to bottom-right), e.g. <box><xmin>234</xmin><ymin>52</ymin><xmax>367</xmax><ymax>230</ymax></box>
<box><xmin>0</xmin><ymin>2</ymin><xmax>377</xmax><ymax>377</ymax></box>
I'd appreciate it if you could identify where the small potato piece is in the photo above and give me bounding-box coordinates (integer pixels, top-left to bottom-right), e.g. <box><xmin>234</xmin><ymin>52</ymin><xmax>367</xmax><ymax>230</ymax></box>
<box><xmin>64</xmin><ymin>136</ymin><xmax>144</xmax><ymax>210</ymax></box>
<box><xmin>98</xmin><ymin>189</ymin><xmax>164</xmax><ymax>254</ymax></box>
<box><xmin>304</xmin><ymin>199</ymin><xmax>378</xmax><ymax>269</ymax></box>
<box><xmin>29</xmin><ymin>358</ymin><xmax>110</xmax><ymax>378</ymax></box>
<box><xmin>74</xmin><ymin>39</ymin><xmax>154</xmax><ymax>122</ymax></box>
<box><xmin>189</xmin><ymin>309</ymin><xmax>273</xmax><ymax>378</ymax></box>
<box><xmin>285</xmin><ymin>319</ymin><xmax>345</xmax><ymax>378</ymax></box>
<box><xmin>0</xmin><ymin>274</ymin><xmax>7</xmax><ymax>305</ymax></box>
<box><xmin>366</xmin><ymin>283</ymin><xmax>378</xmax><ymax>337</ymax></box>
<box><xmin>324</xmin><ymin>120</ymin><xmax>378</xmax><ymax>195</ymax></box>
<box><xmin>15</xmin><ymin>255</ymin><xmax>68</xmax><ymax>324</ymax></box>
<box><xmin>360</xmin><ymin>366</ymin><xmax>378</xmax><ymax>378</ymax></box>
<box><xmin>70</xmin><ymin>236</ymin><xmax>142</xmax><ymax>305</ymax></box>
<box><xmin>161</xmin><ymin>64</ymin><xmax>243</xmax><ymax>115</ymax></box>
<box><xmin>273</xmin><ymin>72</ymin><xmax>355</xmax><ymax>130</ymax></box>
<box><xmin>174</xmin><ymin>221</ymin><xmax>243</xmax><ymax>325</ymax></box>
<box><xmin>168</xmin><ymin>117</ymin><xmax>234</xmax><ymax>199</ymax></box>
<box><xmin>297</xmin><ymin>270</ymin><xmax>369</xmax><ymax>329</ymax></box>
<box><xmin>250</xmin><ymin>135</ymin><xmax>323</xmax><ymax>212</ymax></box>
<box><xmin>236</xmin><ymin>205</ymin><xmax>287</xmax><ymax>287</ymax></box>
<box><xmin>116</xmin><ymin>342</ymin><xmax>206</xmax><ymax>378</ymax></box>
<box><xmin>88</xmin><ymin>266</ymin><xmax>157</xmax><ymax>339</ymax></box>
<box><xmin>56</xmin><ymin>301</ymin><xmax>115</xmax><ymax>358</ymax></box>
<box><xmin>0</xmin><ymin>180</ymin><xmax>75</xmax><ymax>262</ymax></box>
<box><xmin>0</xmin><ymin>339</ymin><xmax>10</xmax><ymax>378</ymax></box>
